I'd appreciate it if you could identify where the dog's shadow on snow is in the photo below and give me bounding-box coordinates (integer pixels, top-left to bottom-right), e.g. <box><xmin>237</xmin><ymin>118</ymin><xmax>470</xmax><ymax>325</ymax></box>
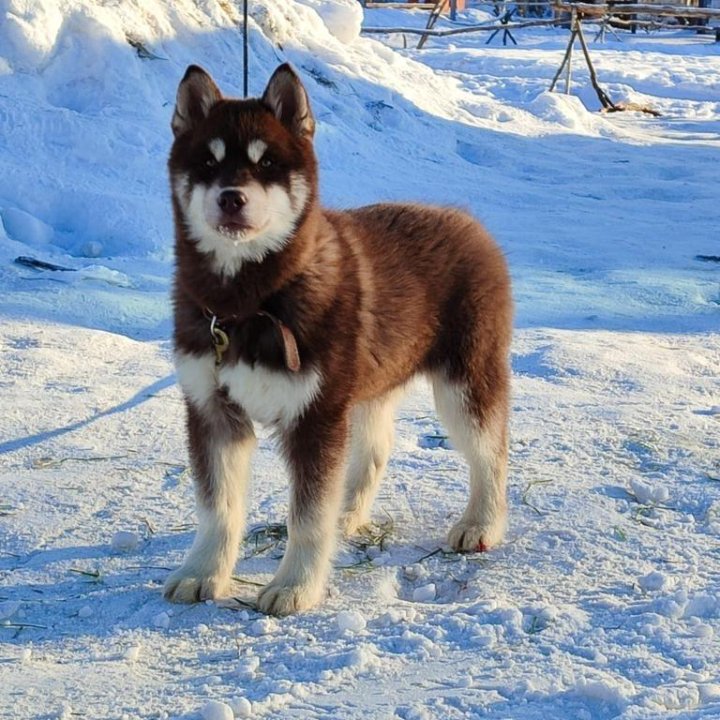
<box><xmin>0</xmin><ymin>374</ymin><xmax>175</xmax><ymax>456</ymax></box>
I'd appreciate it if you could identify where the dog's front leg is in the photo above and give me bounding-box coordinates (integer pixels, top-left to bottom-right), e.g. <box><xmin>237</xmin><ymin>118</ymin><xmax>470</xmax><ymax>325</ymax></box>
<box><xmin>165</xmin><ymin>400</ymin><xmax>255</xmax><ymax>603</ymax></box>
<box><xmin>257</xmin><ymin>407</ymin><xmax>348</xmax><ymax>615</ymax></box>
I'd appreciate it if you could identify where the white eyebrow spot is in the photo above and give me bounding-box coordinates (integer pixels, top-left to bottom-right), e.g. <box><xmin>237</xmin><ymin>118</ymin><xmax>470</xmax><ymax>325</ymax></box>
<box><xmin>247</xmin><ymin>139</ymin><xmax>267</xmax><ymax>164</ymax></box>
<box><xmin>208</xmin><ymin>138</ymin><xmax>225</xmax><ymax>163</ymax></box>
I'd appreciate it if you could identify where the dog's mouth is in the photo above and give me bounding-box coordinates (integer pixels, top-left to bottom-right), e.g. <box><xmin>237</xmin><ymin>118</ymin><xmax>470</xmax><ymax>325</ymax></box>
<box><xmin>216</xmin><ymin>220</ymin><xmax>251</xmax><ymax>236</ymax></box>
<box><xmin>216</xmin><ymin>219</ymin><xmax>269</xmax><ymax>243</ymax></box>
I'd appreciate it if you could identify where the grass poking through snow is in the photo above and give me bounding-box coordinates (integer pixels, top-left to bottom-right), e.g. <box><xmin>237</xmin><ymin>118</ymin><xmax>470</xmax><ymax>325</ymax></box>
<box><xmin>522</xmin><ymin>478</ymin><xmax>556</xmax><ymax>516</ymax></box>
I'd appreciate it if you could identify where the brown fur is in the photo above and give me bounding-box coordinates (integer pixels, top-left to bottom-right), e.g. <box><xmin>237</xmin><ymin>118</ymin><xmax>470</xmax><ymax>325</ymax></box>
<box><xmin>166</xmin><ymin>64</ymin><xmax>512</xmax><ymax>615</ymax></box>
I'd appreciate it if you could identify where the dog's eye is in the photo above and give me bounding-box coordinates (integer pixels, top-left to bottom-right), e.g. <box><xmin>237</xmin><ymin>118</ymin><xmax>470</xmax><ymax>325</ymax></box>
<box><xmin>259</xmin><ymin>157</ymin><xmax>273</xmax><ymax>169</ymax></box>
<box><xmin>205</xmin><ymin>157</ymin><xmax>218</xmax><ymax>168</ymax></box>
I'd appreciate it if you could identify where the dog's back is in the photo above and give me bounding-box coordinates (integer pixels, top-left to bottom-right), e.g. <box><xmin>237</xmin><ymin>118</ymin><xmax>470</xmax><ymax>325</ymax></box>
<box><xmin>321</xmin><ymin>202</ymin><xmax>512</xmax><ymax>403</ymax></box>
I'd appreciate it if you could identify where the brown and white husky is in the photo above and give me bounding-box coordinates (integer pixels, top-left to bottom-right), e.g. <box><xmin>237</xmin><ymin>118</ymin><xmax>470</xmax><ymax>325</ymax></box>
<box><xmin>165</xmin><ymin>63</ymin><xmax>512</xmax><ymax>615</ymax></box>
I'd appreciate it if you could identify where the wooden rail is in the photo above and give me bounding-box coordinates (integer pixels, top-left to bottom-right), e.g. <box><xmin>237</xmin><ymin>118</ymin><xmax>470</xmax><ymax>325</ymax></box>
<box><xmin>554</xmin><ymin>2</ymin><xmax>720</xmax><ymax>18</ymax></box>
<box><xmin>364</xmin><ymin>2</ymin><xmax>437</xmax><ymax>8</ymax></box>
<box><xmin>361</xmin><ymin>18</ymin><xmax>559</xmax><ymax>36</ymax></box>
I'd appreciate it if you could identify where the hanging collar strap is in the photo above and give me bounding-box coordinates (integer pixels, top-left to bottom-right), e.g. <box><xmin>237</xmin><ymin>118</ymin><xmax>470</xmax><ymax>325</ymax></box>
<box><xmin>204</xmin><ymin>307</ymin><xmax>300</xmax><ymax>373</ymax></box>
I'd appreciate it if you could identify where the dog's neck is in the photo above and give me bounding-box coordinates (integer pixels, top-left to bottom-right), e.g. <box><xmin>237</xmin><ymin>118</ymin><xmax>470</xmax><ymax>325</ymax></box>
<box><xmin>175</xmin><ymin>200</ymin><xmax>324</xmax><ymax>322</ymax></box>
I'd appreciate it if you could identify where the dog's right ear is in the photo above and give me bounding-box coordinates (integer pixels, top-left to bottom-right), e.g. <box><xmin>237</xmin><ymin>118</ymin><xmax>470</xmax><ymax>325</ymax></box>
<box><xmin>172</xmin><ymin>65</ymin><xmax>222</xmax><ymax>137</ymax></box>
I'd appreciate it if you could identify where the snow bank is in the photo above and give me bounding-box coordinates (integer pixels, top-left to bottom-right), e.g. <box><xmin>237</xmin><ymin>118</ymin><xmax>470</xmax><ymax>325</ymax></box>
<box><xmin>295</xmin><ymin>0</ymin><xmax>363</xmax><ymax>44</ymax></box>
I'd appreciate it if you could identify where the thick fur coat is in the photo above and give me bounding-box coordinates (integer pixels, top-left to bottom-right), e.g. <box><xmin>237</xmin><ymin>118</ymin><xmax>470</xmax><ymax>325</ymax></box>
<box><xmin>165</xmin><ymin>64</ymin><xmax>512</xmax><ymax>615</ymax></box>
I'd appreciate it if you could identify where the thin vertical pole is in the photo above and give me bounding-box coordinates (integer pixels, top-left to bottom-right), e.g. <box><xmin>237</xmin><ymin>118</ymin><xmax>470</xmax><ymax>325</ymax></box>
<box><xmin>243</xmin><ymin>0</ymin><xmax>249</xmax><ymax>97</ymax></box>
<box><xmin>565</xmin><ymin>8</ymin><xmax>576</xmax><ymax>94</ymax></box>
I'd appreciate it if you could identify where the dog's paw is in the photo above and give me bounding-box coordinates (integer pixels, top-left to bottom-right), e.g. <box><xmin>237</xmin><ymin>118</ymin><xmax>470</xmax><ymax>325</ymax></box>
<box><xmin>340</xmin><ymin>510</ymin><xmax>369</xmax><ymax>538</ymax></box>
<box><xmin>163</xmin><ymin>567</ymin><xmax>230</xmax><ymax>604</ymax></box>
<box><xmin>256</xmin><ymin>580</ymin><xmax>323</xmax><ymax>616</ymax></box>
<box><xmin>447</xmin><ymin>517</ymin><xmax>505</xmax><ymax>554</ymax></box>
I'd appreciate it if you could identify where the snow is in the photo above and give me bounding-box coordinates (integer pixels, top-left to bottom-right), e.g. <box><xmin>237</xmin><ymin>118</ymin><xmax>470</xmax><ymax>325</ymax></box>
<box><xmin>337</xmin><ymin>609</ymin><xmax>367</xmax><ymax>632</ymax></box>
<box><xmin>153</xmin><ymin>611</ymin><xmax>171</xmax><ymax>629</ymax></box>
<box><xmin>1</xmin><ymin>0</ymin><xmax>719</xmax><ymax>718</ymax></box>
<box><xmin>637</xmin><ymin>570</ymin><xmax>669</xmax><ymax>592</ymax></box>
<box><xmin>412</xmin><ymin>583</ymin><xmax>437</xmax><ymax>603</ymax></box>
<box><xmin>231</xmin><ymin>697</ymin><xmax>253</xmax><ymax>718</ymax></box>
<box><xmin>110</xmin><ymin>529</ymin><xmax>140</xmax><ymax>552</ymax></box>
<box><xmin>200</xmin><ymin>700</ymin><xmax>234</xmax><ymax>720</ymax></box>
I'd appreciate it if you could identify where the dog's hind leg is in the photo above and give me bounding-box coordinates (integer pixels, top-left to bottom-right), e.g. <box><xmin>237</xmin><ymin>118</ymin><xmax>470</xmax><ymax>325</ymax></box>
<box><xmin>341</xmin><ymin>389</ymin><xmax>401</xmax><ymax>536</ymax></box>
<box><xmin>164</xmin><ymin>399</ymin><xmax>255</xmax><ymax>603</ymax></box>
<box><xmin>432</xmin><ymin>372</ymin><xmax>509</xmax><ymax>553</ymax></box>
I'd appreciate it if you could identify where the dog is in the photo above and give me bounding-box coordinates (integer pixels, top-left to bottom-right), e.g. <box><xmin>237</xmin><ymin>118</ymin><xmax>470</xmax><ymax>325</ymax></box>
<box><xmin>165</xmin><ymin>63</ymin><xmax>512</xmax><ymax>616</ymax></box>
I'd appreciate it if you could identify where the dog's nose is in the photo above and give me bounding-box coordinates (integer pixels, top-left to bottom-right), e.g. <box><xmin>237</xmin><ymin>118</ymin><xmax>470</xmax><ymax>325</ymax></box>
<box><xmin>217</xmin><ymin>190</ymin><xmax>247</xmax><ymax>215</ymax></box>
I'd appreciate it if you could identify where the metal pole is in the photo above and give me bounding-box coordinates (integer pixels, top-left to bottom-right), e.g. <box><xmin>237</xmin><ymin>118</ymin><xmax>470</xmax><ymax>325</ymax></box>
<box><xmin>243</xmin><ymin>0</ymin><xmax>249</xmax><ymax>97</ymax></box>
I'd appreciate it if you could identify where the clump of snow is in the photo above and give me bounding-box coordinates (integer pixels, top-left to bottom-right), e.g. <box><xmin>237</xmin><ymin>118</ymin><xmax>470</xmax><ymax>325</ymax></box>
<box><xmin>336</xmin><ymin>610</ymin><xmax>366</xmax><ymax>633</ymax></box>
<box><xmin>638</xmin><ymin>571</ymin><xmax>669</xmax><ymax>592</ymax></box>
<box><xmin>630</xmin><ymin>478</ymin><xmax>670</xmax><ymax>505</ymax></box>
<box><xmin>80</xmin><ymin>241</ymin><xmax>103</xmax><ymax>258</ymax></box>
<box><xmin>200</xmin><ymin>700</ymin><xmax>234</xmax><ymax>720</ymax></box>
<box><xmin>153</xmin><ymin>611</ymin><xmax>170</xmax><ymax>629</ymax></box>
<box><xmin>574</xmin><ymin>677</ymin><xmax>633</xmax><ymax>710</ymax></box>
<box><xmin>403</xmin><ymin>564</ymin><xmax>426</xmax><ymax>581</ymax></box>
<box><xmin>19</xmin><ymin>648</ymin><xmax>32</xmax><ymax>663</ymax></box>
<box><xmin>375</xmin><ymin>607</ymin><xmax>420</xmax><ymax>626</ymax></box>
<box><xmin>526</xmin><ymin>92</ymin><xmax>599</xmax><ymax>133</ymax></box>
<box><xmin>231</xmin><ymin>697</ymin><xmax>252</xmax><ymax>718</ymax></box>
<box><xmin>78</xmin><ymin>605</ymin><xmax>93</xmax><ymax>619</ymax></box>
<box><xmin>345</xmin><ymin>643</ymin><xmax>378</xmax><ymax>670</ymax></box>
<box><xmin>684</xmin><ymin>592</ymin><xmax>718</xmax><ymax>619</ymax></box>
<box><xmin>237</xmin><ymin>655</ymin><xmax>260</xmax><ymax>679</ymax></box>
<box><xmin>296</xmin><ymin>0</ymin><xmax>363</xmax><ymax>44</ymax></box>
<box><xmin>79</xmin><ymin>266</ymin><xmax>133</xmax><ymax>288</ymax></box>
<box><xmin>250</xmin><ymin>617</ymin><xmax>278</xmax><ymax>636</ymax></box>
<box><xmin>690</xmin><ymin>622</ymin><xmax>713</xmax><ymax>639</ymax></box>
<box><xmin>469</xmin><ymin>626</ymin><xmax>496</xmax><ymax>649</ymax></box>
<box><xmin>412</xmin><ymin>584</ymin><xmax>436</xmax><ymax>603</ymax></box>
<box><xmin>110</xmin><ymin>530</ymin><xmax>140</xmax><ymax>552</ymax></box>
<box><xmin>648</xmin><ymin>683</ymin><xmax>701</xmax><ymax>711</ymax></box>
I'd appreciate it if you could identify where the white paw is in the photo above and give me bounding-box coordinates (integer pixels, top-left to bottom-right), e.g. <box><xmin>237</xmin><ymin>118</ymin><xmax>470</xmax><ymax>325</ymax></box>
<box><xmin>340</xmin><ymin>509</ymin><xmax>369</xmax><ymax>537</ymax></box>
<box><xmin>163</xmin><ymin>566</ymin><xmax>231</xmax><ymax>604</ymax></box>
<box><xmin>447</xmin><ymin>516</ymin><xmax>506</xmax><ymax>554</ymax></box>
<box><xmin>256</xmin><ymin>579</ymin><xmax>324</xmax><ymax>616</ymax></box>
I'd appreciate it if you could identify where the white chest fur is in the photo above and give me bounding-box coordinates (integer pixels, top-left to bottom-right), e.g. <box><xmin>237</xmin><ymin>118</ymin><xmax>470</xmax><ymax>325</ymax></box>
<box><xmin>174</xmin><ymin>352</ymin><xmax>321</xmax><ymax>427</ymax></box>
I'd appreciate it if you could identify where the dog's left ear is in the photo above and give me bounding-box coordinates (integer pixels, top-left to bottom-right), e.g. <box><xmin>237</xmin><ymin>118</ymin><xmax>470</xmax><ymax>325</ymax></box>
<box><xmin>172</xmin><ymin>65</ymin><xmax>223</xmax><ymax>137</ymax></box>
<box><xmin>262</xmin><ymin>64</ymin><xmax>315</xmax><ymax>139</ymax></box>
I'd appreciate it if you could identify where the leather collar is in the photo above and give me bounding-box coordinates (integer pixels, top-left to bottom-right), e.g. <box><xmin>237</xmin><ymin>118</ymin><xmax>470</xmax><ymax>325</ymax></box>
<box><xmin>204</xmin><ymin>307</ymin><xmax>301</xmax><ymax>373</ymax></box>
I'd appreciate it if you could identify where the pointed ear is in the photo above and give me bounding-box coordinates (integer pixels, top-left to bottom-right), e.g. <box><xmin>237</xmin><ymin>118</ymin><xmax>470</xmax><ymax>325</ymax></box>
<box><xmin>262</xmin><ymin>64</ymin><xmax>315</xmax><ymax>138</ymax></box>
<box><xmin>171</xmin><ymin>65</ymin><xmax>222</xmax><ymax>137</ymax></box>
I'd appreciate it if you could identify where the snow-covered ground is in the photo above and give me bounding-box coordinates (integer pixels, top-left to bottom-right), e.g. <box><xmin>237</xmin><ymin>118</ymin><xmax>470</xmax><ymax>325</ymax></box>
<box><xmin>0</xmin><ymin>1</ymin><xmax>718</xmax><ymax>718</ymax></box>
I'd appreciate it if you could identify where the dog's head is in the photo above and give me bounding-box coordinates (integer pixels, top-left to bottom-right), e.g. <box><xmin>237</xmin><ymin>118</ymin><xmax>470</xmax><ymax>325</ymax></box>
<box><xmin>169</xmin><ymin>64</ymin><xmax>316</xmax><ymax>274</ymax></box>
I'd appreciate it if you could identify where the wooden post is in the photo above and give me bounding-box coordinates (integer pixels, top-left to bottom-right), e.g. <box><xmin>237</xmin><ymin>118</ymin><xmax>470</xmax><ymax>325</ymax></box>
<box><xmin>565</xmin><ymin>8</ymin><xmax>576</xmax><ymax>94</ymax></box>
<box><xmin>575</xmin><ymin>19</ymin><xmax>618</xmax><ymax>110</ymax></box>
<box><xmin>549</xmin><ymin>22</ymin><xmax>578</xmax><ymax>92</ymax></box>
